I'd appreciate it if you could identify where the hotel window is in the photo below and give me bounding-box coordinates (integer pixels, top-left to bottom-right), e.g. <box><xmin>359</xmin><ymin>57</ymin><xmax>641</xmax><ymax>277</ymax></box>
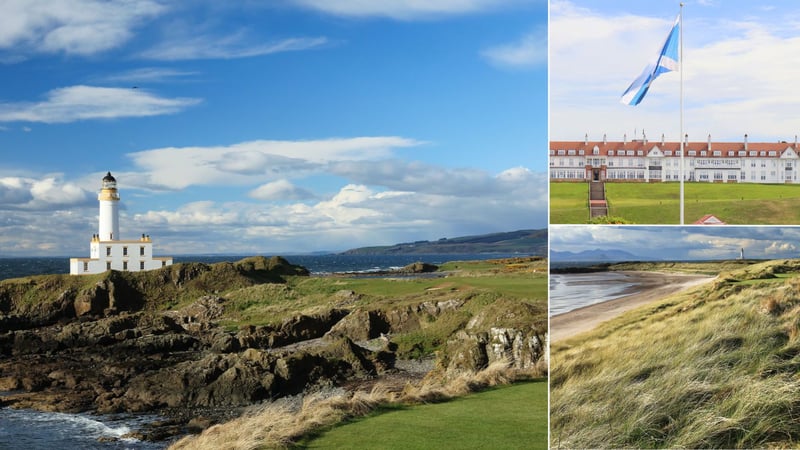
<box><xmin>549</xmin><ymin>150</ymin><xmax>554</xmax><ymax>155</ymax></box>
<box><xmin>83</xmin><ymin>262</ymin><xmax>88</xmax><ymax>272</ymax></box>
<box><xmin>568</xmin><ymin>149</ymin><xmax>576</xmax><ymax>155</ymax></box>
<box><xmin>608</xmin><ymin>150</ymin><xmax>614</xmax><ymax>156</ymax></box>
<box><xmin>579</xmin><ymin>150</ymin><xmax>585</xmax><ymax>155</ymax></box>
<box><xmin>701</xmin><ymin>151</ymin><xmax>707</xmax><ymax>156</ymax></box>
<box><xmin>688</xmin><ymin>151</ymin><xmax>696</xmax><ymax>156</ymax></box>
<box><xmin>749</xmin><ymin>151</ymin><xmax>757</xmax><ymax>156</ymax></box>
<box><xmin>140</xmin><ymin>246</ymin><xmax>145</xmax><ymax>256</ymax></box>
<box><xmin>727</xmin><ymin>151</ymin><xmax>734</xmax><ymax>156</ymax></box>
<box><xmin>123</xmin><ymin>261</ymin><xmax>128</xmax><ymax>270</ymax></box>
<box><xmin>123</xmin><ymin>247</ymin><xmax>128</xmax><ymax>256</ymax></box>
<box><xmin>593</xmin><ymin>148</ymin><xmax>599</xmax><ymax>155</ymax></box>
<box><xmin>769</xmin><ymin>151</ymin><xmax>777</xmax><ymax>156</ymax></box>
<box><xmin>162</xmin><ymin>261</ymin><xmax>167</xmax><ymax>267</ymax></box>
<box><xmin>106</xmin><ymin>247</ymin><xmax>111</xmax><ymax>256</ymax></box>
<box><xmin>637</xmin><ymin>151</ymin><xmax>643</xmax><ymax>156</ymax></box>
<box><xmin>738</xmin><ymin>151</ymin><xmax>746</xmax><ymax>156</ymax></box>
<box><xmin>557</xmin><ymin>150</ymin><xmax>566</xmax><ymax>155</ymax></box>
<box><xmin>760</xmin><ymin>151</ymin><xmax>766</xmax><ymax>156</ymax></box>
<box><xmin>106</xmin><ymin>262</ymin><xmax>111</xmax><ymax>270</ymax></box>
<box><xmin>140</xmin><ymin>261</ymin><xmax>145</xmax><ymax>270</ymax></box>
<box><xmin>713</xmin><ymin>151</ymin><xmax>721</xmax><ymax>156</ymax></box>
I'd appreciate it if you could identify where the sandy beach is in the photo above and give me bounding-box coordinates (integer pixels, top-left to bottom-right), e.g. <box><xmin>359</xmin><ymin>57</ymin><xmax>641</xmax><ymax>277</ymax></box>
<box><xmin>550</xmin><ymin>271</ymin><xmax>715</xmax><ymax>342</ymax></box>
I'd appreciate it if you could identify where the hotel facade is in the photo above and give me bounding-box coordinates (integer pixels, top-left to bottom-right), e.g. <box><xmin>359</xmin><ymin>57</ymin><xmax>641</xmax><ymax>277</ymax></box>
<box><xmin>550</xmin><ymin>134</ymin><xmax>800</xmax><ymax>184</ymax></box>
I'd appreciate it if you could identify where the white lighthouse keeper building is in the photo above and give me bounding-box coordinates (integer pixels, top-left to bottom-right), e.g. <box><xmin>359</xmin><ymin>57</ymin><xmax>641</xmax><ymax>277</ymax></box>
<box><xmin>70</xmin><ymin>172</ymin><xmax>173</xmax><ymax>275</ymax></box>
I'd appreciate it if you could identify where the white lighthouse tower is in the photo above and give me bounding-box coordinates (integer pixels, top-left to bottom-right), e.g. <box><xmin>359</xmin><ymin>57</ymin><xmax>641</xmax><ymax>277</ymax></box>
<box><xmin>70</xmin><ymin>172</ymin><xmax>173</xmax><ymax>275</ymax></box>
<box><xmin>98</xmin><ymin>172</ymin><xmax>120</xmax><ymax>241</ymax></box>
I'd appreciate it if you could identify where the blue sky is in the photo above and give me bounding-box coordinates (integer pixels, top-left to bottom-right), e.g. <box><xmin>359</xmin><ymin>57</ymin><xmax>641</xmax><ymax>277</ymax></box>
<box><xmin>550</xmin><ymin>0</ymin><xmax>800</xmax><ymax>143</ymax></box>
<box><xmin>551</xmin><ymin>226</ymin><xmax>800</xmax><ymax>261</ymax></box>
<box><xmin>0</xmin><ymin>0</ymin><xmax>547</xmax><ymax>256</ymax></box>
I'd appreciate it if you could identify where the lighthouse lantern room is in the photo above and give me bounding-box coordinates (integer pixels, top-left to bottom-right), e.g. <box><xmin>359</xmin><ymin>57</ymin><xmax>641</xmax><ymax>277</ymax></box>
<box><xmin>70</xmin><ymin>172</ymin><xmax>173</xmax><ymax>275</ymax></box>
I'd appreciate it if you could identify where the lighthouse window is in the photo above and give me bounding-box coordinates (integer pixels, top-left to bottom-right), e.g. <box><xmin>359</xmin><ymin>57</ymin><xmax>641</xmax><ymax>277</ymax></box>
<box><xmin>123</xmin><ymin>247</ymin><xmax>128</xmax><ymax>256</ymax></box>
<box><xmin>106</xmin><ymin>247</ymin><xmax>111</xmax><ymax>256</ymax></box>
<box><xmin>140</xmin><ymin>261</ymin><xmax>145</xmax><ymax>270</ymax></box>
<box><xmin>106</xmin><ymin>262</ymin><xmax>111</xmax><ymax>270</ymax></box>
<box><xmin>123</xmin><ymin>261</ymin><xmax>128</xmax><ymax>270</ymax></box>
<box><xmin>83</xmin><ymin>262</ymin><xmax>88</xmax><ymax>272</ymax></box>
<box><xmin>140</xmin><ymin>246</ymin><xmax>145</xmax><ymax>256</ymax></box>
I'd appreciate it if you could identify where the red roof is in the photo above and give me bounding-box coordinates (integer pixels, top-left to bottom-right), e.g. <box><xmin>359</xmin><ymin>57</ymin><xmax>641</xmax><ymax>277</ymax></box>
<box><xmin>550</xmin><ymin>139</ymin><xmax>797</xmax><ymax>158</ymax></box>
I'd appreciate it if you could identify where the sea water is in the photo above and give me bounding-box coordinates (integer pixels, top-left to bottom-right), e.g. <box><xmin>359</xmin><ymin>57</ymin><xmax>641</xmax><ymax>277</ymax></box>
<box><xmin>549</xmin><ymin>272</ymin><xmax>639</xmax><ymax>316</ymax></box>
<box><xmin>0</xmin><ymin>408</ymin><xmax>167</xmax><ymax>449</ymax></box>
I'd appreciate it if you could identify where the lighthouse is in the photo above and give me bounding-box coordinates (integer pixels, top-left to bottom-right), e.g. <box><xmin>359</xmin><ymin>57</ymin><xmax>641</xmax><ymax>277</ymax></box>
<box><xmin>98</xmin><ymin>172</ymin><xmax>120</xmax><ymax>241</ymax></box>
<box><xmin>70</xmin><ymin>172</ymin><xmax>173</xmax><ymax>275</ymax></box>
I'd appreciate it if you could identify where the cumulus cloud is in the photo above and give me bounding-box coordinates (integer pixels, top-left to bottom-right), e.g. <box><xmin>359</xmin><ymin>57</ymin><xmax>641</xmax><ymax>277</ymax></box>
<box><xmin>286</xmin><ymin>0</ymin><xmax>530</xmax><ymax>20</ymax></box>
<box><xmin>249</xmin><ymin>179</ymin><xmax>316</xmax><ymax>201</ymax></box>
<box><xmin>482</xmin><ymin>27</ymin><xmax>546</xmax><ymax>68</ymax></box>
<box><xmin>0</xmin><ymin>176</ymin><xmax>93</xmax><ymax>211</ymax></box>
<box><xmin>765</xmin><ymin>241</ymin><xmax>798</xmax><ymax>254</ymax></box>
<box><xmin>126</xmin><ymin>137</ymin><xmax>423</xmax><ymax>190</ymax></box>
<box><xmin>550</xmin><ymin>1</ymin><xmax>800</xmax><ymax>141</ymax></box>
<box><xmin>0</xmin><ymin>0</ymin><xmax>164</xmax><ymax>57</ymax></box>
<box><xmin>0</xmin><ymin>86</ymin><xmax>201</xmax><ymax>123</ymax></box>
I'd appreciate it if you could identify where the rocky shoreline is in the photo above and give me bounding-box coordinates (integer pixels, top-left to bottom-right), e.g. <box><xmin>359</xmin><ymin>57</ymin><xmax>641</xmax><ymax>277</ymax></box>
<box><xmin>0</xmin><ymin>257</ymin><xmax>547</xmax><ymax>444</ymax></box>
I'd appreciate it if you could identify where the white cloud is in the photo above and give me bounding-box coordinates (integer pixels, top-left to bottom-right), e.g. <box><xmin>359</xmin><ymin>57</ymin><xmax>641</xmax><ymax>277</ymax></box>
<box><xmin>249</xmin><ymin>179</ymin><xmax>316</xmax><ymax>201</ymax></box>
<box><xmin>140</xmin><ymin>32</ymin><xmax>329</xmax><ymax>61</ymax></box>
<box><xmin>482</xmin><ymin>27</ymin><xmax>546</xmax><ymax>68</ymax></box>
<box><xmin>125</xmin><ymin>137</ymin><xmax>423</xmax><ymax>190</ymax></box>
<box><xmin>99</xmin><ymin>67</ymin><xmax>200</xmax><ymax>84</ymax></box>
<box><xmin>0</xmin><ymin>85</ymin><xmax>201</xmax><ymax>123</ymax></box>
<box><xmin>287</xmin><ymin>0</ymin><xmax>529</xmax><ymax>19</ymax></box>
<box><xmin>765</xmin><ymin>241</ymin><xmax>798</xmax><ymax>254</ymax></box>
<box><xmin>550</xmin><ymin>1</ymin><xmax>800</xmax><ymax>141</ymax></box>
<box><xmin>0</xmin><ymin>0</ymin><xmax>164</xmax><ymax>57</ymax></box>
<box><xmin>0</xmin><ymin>176</ymin><xmax>93</xmax><ymax>210</ymax></box>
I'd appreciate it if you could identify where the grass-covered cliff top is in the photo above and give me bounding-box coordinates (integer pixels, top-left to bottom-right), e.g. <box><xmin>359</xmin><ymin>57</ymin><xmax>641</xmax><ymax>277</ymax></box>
<box><xmin>551</xmin><ymin>259</ymin><xmax>800</xmax><ymax>449</ymax></box>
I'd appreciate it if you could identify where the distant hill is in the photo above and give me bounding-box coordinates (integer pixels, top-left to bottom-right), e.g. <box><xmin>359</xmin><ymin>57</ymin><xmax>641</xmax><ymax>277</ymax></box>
<box><xmin>340</xmin><ymin>229</ymin><xmax>547</xmax><ymax>256</ymax></box>
<box><xmin>550</xmin><ymin>248</ymin><xmax>646</xmax><ymax>263</ymax></box>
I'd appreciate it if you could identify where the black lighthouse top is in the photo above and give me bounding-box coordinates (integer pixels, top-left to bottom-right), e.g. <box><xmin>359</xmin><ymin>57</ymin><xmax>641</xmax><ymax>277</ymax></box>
<box><xmin>102</xmin><ymin>171</ymin><xmax>117</xmax><ymax>190</ymax></box>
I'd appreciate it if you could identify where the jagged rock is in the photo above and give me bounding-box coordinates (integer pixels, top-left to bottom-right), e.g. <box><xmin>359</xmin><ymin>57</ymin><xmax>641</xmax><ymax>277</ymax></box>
<box><xmin>326</xmin><ymin>309</ymin><xmax>389</xmax><ymax>341</ymax></box>
<box><xmin>397</xmin><ymin>262</ymin><xmax>439</xmax><ymax>274</ymax></box>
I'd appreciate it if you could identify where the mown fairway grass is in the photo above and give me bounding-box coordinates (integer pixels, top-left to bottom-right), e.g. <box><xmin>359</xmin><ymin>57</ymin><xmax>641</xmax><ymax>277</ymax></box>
<box><xmin>551</xmin><ymin>259</ymin><xmax>800</xmax><ymax>449</ymax></box>
<box><xmin>299</xmin><ymin>381</ymin><xmax>547</xmax><ymax>450</ymax></box>
<box><xmin>548</xmin><ymin>182</ymin><xmax>588</xmax><ymax>223</ymax></box>
<box><xmin>550</xmin><ymin>181</ymin><xmax>800</xmax><ymax>224</ymax></box>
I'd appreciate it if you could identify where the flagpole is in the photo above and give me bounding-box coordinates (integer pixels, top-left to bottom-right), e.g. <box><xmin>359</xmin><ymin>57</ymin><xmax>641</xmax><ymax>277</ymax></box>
<box><xmin>679</xmin><ymin>2</ymin><xmax>684</xmax><ymax>225</ymax></box>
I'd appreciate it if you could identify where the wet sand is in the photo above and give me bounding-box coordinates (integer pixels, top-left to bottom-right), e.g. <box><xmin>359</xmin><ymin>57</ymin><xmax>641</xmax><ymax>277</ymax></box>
<box><xmin>550</xmin><ymin>271</ymin><xmax>715</xmax><ymax>342</ymax></box>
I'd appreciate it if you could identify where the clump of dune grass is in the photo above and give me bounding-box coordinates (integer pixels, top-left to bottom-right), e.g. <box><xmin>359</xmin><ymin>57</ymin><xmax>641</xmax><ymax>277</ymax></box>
<box><xmin>170</xmin><ymin>359</ymin><xmax>537</xmax><ymax>450</ymax></box>
<box><xmin>551</xmin><ymin>259</ymin><xmax>800</xmax><ymax>449</ymax></box>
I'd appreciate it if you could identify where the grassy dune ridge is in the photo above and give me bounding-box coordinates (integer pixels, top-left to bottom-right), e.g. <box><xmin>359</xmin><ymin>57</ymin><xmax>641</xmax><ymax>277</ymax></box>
<box><xmin>551</xmin><ymin>259</ymin><xmax>800</xmax><ymax>448</ymax></box>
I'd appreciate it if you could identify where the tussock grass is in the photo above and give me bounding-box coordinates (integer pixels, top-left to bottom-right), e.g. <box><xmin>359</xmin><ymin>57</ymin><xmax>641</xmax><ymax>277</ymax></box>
<box><xmin>170</xmin><ymin>360</ymin><xmax>539</xmax><ymax>449</ymax></box>
<box><xmin>551</xmin><ymin>259</ymin><xmax>800</xmax><ymax>449</ymax></box>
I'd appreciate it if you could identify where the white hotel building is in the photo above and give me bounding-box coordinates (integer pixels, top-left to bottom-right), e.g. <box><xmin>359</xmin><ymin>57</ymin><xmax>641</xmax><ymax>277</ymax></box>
<box><xmin>69</xmin><ymin>172</ymin><xmax>172</xmax><ymax>275</ymax></box>
<box><xmin>550</xmin><ymin>134</ymin><xmax>800</xmax><ymax>184</ymax></box>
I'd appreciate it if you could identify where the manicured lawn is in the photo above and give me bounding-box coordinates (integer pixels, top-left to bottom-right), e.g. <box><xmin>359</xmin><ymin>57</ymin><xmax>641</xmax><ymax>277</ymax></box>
<box><xmin>550</xmin><ymin>181</ymin><xmax>800</xmax><ymax>224</ymax></box>
<box><xmin>299</xmin><ymin>381</ymin><xmax>548</xmax><ymax>450</ymax></box>
<box><xmin>548</xmin><ymin>182</ymin><xmax>588</xmax><ymax>223</ymax></box>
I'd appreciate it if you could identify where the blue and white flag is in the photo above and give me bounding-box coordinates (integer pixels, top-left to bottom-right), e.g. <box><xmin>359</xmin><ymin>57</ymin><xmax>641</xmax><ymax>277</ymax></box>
<box><xmin>620</xmin><ymin>14</ymin><xmax>680</xmax><ymax>106</ymax></box>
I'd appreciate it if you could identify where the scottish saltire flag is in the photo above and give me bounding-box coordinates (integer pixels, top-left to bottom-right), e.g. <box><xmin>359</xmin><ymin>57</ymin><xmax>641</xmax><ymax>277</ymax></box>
<box><xmin>620</xmin><ymin>14</ymin><xmax>680</xmax><ymax>106</ymax></box>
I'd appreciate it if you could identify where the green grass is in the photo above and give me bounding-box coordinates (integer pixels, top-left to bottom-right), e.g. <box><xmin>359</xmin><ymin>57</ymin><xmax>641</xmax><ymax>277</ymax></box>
<box><xmin>550</xmin><ymin>182</ymin><xmax>800</xmax><ymax>224</ymax></box>
<box><xmin>551</xmin><ymin>259</ymin><xmax>800</xmax><ymax>449</ymax></box>
<box><xmin>298</xmin><ymin>381</ymin><xmax>548</xmax><ymax>450</ymax></box>
<box><xmin>549</xmin><ymin>182</ymin><xmax>588</xmax><ymax>223</ymax></box>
